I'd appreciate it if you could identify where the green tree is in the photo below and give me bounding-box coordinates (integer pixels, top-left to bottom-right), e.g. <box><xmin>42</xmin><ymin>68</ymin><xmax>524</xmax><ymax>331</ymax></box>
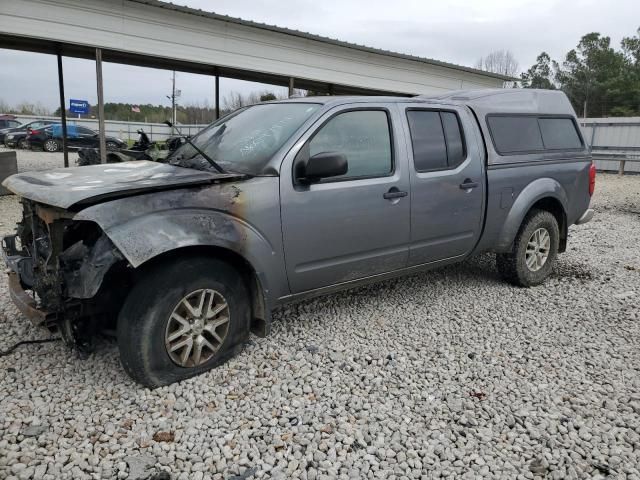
<box><xmin>555</xmin><ymin>32</ymin><xmax>626</xmax><ymax>117</ymax></box>
<box><xmin>612</xmin><ymin>28</ymin><xmax>640</xmax><ymax>116</ymax></box>
<box><xmin>521</xmin><ymin>52</ymin><xmax>557</xmax><ymax>89</ymax></box>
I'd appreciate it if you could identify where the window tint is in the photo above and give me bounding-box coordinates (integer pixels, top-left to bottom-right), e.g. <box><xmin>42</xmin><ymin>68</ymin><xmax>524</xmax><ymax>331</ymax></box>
<box><xmin>441</xmin><ymin>112</ymin><xmax>465</xmax><ymax>167</ymax></box>
<box><xmin>538</xmin><ymin>117</ymin><xmax>582</xmax><ymax>149</ymax></box>
<box><xmin>406</xmin><ymin>110</ymin><xmax>466</xmax><ymax>171</ymax></box>
<box><xmin>10</xmin><ymin>121</ymin><xmax>20</xmax><ymax>128</ymax></box>
<box><xmin>308</xmin><ymin>110</ymin><xmax>392</xmax><ymax>179</ymax></box>
<box><xmin>487</xmin><ymin>116</ymin><xmax>544</xmax><ymax>154</ymax></box>
<box><xmin>406</xmin><ymin>111</ymin><xmax>447</xmax><ymax>171</ymax></box>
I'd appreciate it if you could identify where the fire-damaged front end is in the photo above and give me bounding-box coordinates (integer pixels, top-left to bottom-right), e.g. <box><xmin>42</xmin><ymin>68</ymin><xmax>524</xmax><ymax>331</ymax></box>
<box><xmin>1</xmin><ymin>161</ymin><xmax>241</xmax><ymax>350</ymax></box>
<box><xmin>2</xmin><ymin>199</ymin><xmax>127</xmax><ymax>347</ymax></box>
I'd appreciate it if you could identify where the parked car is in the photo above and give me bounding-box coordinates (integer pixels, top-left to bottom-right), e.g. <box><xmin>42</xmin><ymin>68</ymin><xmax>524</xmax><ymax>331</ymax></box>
<box><xmin>1</xmin><ymin>90</ymin><xmax>594</xmax><ymax>387</ymax></box>
<box><xmin>3</xmin><ymin>120</ymin><xmax>56</xmax><ymax>148</ymax></box>
<box><xmin>0</xmin><ymin>114</ymin><xmax>22</xmax><ymax>142</ymax></box>
<box><xmin>26</xmin><ymin>124</ymin><xmax>126</xmax><ymax>152</ymax></box>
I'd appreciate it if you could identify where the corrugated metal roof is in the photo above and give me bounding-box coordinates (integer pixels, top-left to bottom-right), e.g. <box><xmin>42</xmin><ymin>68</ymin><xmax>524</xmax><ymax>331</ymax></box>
<box><xmin>130</xmin><ymin>0</ymin><xmax>513</xmax><ymax>82</ymax></box>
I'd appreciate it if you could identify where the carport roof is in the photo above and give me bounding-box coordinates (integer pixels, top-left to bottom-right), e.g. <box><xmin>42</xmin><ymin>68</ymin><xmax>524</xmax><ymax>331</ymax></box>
<box><xmin>132</xmin><ymin>0</ymin><xmax>513</xmax><ymax>82</ymax></box>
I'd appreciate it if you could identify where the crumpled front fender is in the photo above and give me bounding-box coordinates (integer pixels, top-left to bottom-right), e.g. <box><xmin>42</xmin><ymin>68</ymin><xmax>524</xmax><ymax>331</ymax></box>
<box><xmin>73</xmin><ymin>181</ymin><xmax>287</xmax><ymax>310</ymax></box>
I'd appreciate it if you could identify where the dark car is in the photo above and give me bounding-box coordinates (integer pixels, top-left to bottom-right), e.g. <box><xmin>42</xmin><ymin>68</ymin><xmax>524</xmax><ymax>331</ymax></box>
<box><xmin>3</xmin><ymin>120</ymin><xmax>56</xmax><ymax>148</ymax></box>
<box><xmin>0</xmin><ymin>114</ymin><xmax>22</xmax><ymax>139</ymax></box>
<box><xmin>0</xmin><ymin>115</ymin><xmax>23</xmax><ymax>143</ymax></box>
<box><xmin>26</xmin><ymin>124</ymin><xmax>126</xmax><ymax>152</ymax></box>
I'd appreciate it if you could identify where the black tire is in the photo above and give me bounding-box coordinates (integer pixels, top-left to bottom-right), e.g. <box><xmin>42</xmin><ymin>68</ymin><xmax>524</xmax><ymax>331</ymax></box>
<box><xmin>117</xmin><ymin>256</ymin><xmax>250</xmax><ymax>387</ymax></box>
<box><xmin>496</xmin><ymin>209</ymin><xmax>559</xmax><ymax>287</ymax></box>
<box><xmin>17</xmin><ymin>138</ymin><xmax>25</xmax><ymax>149</ymax></box>
<box><xmin>43</xmin><ymin>139</ymin><xmax>60</xmax><ymax>153</ymax></box>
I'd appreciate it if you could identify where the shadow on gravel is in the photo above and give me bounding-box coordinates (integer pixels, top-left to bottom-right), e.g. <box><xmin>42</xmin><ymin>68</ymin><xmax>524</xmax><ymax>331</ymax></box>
<box><xmin>273</xmin><ymin>254</ymin><xmax>503</xmax><ymax>321</ymax></box>
<box><xmin>552</xmin><ymin>260</ymin><xmax>595</xmax><ymax>280</ymax></box>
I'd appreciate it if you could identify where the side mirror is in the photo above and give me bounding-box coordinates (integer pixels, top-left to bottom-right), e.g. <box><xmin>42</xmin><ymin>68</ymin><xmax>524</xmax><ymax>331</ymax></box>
<box><xmin>298</xmin><ymin>152</ymin><xmax>348</xmax><ymax>183</ymax></box>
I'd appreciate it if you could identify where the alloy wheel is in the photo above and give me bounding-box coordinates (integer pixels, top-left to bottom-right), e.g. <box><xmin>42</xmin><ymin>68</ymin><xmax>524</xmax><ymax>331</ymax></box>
<box><xmin>164</xmin><ymin>289</ymin><xmax>230</xmax><ymax>367</ymax></box>
<box><xmin>525</xmin><ymin>227</ymin><xmax>550</xmax><ymax>272</ymax></box>
<box><xmin>44</xmin><ymin>140</ymin><xmax>59</xmax><ymax>152</ymax></box>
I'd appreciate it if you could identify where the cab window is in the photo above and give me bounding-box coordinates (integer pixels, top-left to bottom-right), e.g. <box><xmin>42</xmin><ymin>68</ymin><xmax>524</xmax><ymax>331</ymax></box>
<box><xmin>306</xmin><ymin>110</ymin><xmax>392</xmax><ymax>180</ymax></box>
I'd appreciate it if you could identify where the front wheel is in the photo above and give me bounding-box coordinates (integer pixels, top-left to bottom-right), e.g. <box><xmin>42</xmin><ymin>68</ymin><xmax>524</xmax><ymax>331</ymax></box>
<box><xmin>117</xmin><ymin>256</ymin><xmax>250</xmax><ymax>387</ymax></box>
<box><xmin>496</xmin><ymin>209</ymin><xmax>559</xmax><ymax>287</ymax></box>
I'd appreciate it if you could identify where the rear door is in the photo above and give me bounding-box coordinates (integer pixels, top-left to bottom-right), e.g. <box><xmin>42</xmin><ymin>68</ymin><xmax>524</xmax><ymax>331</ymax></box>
<box><xmin>280</xmin><ymin>103</ymin><xmax>411</xmax><ymax>293</ymax></box>
<box><xmin>401</xmin><ymin>104</ymin><xmax>485</xmax><ymax>265</ymax></box>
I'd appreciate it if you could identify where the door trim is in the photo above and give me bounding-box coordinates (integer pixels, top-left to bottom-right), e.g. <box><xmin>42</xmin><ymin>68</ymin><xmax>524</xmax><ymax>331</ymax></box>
<box><xmin>277</xmin><ymin>252</ymin><xmax>467</xmax><ymax>304</ymax></box>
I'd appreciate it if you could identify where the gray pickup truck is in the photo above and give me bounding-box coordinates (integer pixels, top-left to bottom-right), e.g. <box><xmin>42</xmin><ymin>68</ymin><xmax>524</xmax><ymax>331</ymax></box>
<box><xmin>2</xmin><ymin>89</ymin><xmax>594</xmax><ymax>387</ymax></box>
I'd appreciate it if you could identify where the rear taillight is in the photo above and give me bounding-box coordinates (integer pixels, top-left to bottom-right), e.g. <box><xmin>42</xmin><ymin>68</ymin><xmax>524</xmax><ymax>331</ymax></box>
<box><xmin>589</xmin><ymin>162</ymin><xmax>596</xmax><ymax>196</ymax></box>
<box><xmin>29</xmin><ymin>129</ymin><xmax>41</xmax><ymax>135</ymax></box>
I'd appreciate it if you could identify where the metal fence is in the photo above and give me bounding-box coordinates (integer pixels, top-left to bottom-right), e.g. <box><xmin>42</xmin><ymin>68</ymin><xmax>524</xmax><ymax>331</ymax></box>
<box><xmin>11</xmin><ymin>115</ymin><xmax>640</xmax><ymax>173</ymax></box>
<box><xmin>13</xmin><ymin>114</ymin><xmax>208</xmax><ymax>143</ymax></box>
<box><xmin>580</xmin><ymin>117</ymin><xmax>640</xmax><ymax>174</ymax></box>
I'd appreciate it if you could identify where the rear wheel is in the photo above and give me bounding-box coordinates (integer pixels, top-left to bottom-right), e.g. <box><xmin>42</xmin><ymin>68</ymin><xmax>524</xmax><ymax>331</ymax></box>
<box><xmin>43</xmin><ymin>139</ymin><xmax>60</xmax><ymax>152</ymax></box>
<box><xmin>17</xmin><ymin>138</ymin><xmax>26</xmax><ymax>149</ymax></box>
<box><xmin>496</xmin><ymin>209</ymin><xmax>559</xmax><ymax>287</ymax></box>
<box><xmin>117</xmin><ymin>256</ymin><xmax>250</xmax><ymax>387</ymax></box>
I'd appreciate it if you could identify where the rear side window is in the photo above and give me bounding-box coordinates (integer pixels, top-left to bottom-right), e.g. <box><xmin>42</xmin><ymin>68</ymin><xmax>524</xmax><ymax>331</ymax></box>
<box><xmin>488</xmin><ymin>115</ymin><xmax>583</xmax><ymax>154</ymax></box>
<box><xmin>538</xmin><ymin>118</ymin><xmax>582</xmax><ymax>149</ymax></box>
<box><xmin>406</xmin><ymin>110</ymin><xmax>466</xmax><ymax>172</ymax></box>
<box><xmin>487</xmin><ymin>116</ymin><xmax>543</xmax><ymax>154</ymax></box>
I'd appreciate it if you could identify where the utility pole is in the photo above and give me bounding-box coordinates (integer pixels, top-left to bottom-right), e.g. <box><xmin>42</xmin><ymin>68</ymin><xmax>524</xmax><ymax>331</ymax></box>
<box><xmin>171</xmin><ymin>71</ymin><xmax>176</xmax><ymax>135</ymax></box>
<box><xmin>166</xmin><ymin>71</ymin><xmax>178</xmax><ymax>135</ymax></box>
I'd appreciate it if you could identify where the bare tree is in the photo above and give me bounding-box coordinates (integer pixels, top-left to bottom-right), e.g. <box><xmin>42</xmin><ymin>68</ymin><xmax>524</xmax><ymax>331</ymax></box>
<box><xmin>0</xmin><ymin>99</ymin><xmax>52</xmax><ymax>116</ymax></box>
<box><xmin>222</xmin><ymin>90</ymin><xmax>290</xmax><ymax>113</ymax></box>
<box><xmin>475</xmin><ymin>50</ymin><xmax>520</xmax><ymax>77</ymax></box>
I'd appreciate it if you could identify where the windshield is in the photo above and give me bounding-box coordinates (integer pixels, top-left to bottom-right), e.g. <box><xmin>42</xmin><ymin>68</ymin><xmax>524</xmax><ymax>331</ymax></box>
<box><xmin>167</xmin><ymin>103</ymin><xmax>321</xmax><ymax>175</ymax></box>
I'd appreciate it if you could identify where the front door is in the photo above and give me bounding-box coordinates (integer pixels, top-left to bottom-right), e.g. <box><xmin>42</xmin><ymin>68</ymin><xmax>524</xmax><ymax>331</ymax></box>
<box><xmin>280</xmin><ymin>105</ymin><xmax>411</xmax><ymax>294</ymax></box>
<box><xmin>401</xmin><ymin>105</ymin><xmax>485</xmax><ymax>265</ymax></box>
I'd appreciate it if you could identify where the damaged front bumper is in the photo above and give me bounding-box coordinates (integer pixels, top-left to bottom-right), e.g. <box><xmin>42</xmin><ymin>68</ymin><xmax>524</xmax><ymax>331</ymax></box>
<box><xmin>2</xmin><ymin>235</ymin><xmax>55</xmax><ymax>327</ymax></box>
<box><xmin>6</xmin><ymin>271</ymin><xmax>53</xmax><ymax>327</ymax></box>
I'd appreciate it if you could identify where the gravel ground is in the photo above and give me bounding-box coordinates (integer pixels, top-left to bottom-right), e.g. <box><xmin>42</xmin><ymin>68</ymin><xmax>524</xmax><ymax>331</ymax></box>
<box><xmin>0</xmin><ymin>146</ymin><xmax>76</xmax><ymax>173</ymax></box>
<box><xmin>0</xmin><ymin>164</ymin><xmax>639</xmax><ymax>480</ymax></box>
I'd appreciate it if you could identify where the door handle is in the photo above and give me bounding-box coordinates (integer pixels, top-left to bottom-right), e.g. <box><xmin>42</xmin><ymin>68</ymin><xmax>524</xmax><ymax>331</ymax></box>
<box><xmin>383</xmin><ymin>189</ymin><xmax>408</xmax><ymax>200</ymax></box>
<box><xmin>459</xmin><ymin>179</ymin><xmax>479</xmax><ymax>190</ymax></box>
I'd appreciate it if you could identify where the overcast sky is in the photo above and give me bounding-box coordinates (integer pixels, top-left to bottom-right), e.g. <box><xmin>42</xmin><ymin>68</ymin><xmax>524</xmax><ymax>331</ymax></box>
<box><xmin>0</xmin><ymin>0</ymin><xmax>638</xmax><ymax>112</ymax></box>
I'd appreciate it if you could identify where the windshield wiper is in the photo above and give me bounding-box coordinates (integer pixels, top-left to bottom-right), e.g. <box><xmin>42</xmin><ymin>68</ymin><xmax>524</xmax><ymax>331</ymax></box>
<box><xmin>164</xmin><ymin>120</ymin><xmax>226</xmax><ymax>174</ymax></box>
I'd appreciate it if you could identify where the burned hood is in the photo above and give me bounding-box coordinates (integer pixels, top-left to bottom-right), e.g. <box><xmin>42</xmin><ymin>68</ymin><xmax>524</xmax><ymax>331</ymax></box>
<box><xmin>2</xmin><ymin>161</ymin><xmax>243</xmax><ymax>210</ymax></box>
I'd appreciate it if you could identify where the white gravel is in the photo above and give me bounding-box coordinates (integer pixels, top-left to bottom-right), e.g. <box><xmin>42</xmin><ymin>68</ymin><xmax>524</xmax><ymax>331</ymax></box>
<box><xmin>0</xmin><ymin>146</ymin><xmax>76</xmax><ymax>173</ymax></box>
<box><xmin>0</xmin><ymin>162</ymin><xmax>639</xmax><ymax>479</ymax></box>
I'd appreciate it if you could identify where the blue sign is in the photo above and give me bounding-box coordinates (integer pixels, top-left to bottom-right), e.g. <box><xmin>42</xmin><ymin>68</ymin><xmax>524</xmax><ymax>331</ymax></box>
<box><xmin>69</xmin><ymin>99</ymin><xmax>90</xmax><ymax>114</ymax></box>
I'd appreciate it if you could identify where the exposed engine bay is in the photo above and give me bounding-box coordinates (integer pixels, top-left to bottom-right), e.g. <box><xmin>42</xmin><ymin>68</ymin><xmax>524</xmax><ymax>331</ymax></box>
<box><xmin>2</xmin><ymin>199</ymin><xmax>128</xmax><ymax>351</ymax></box>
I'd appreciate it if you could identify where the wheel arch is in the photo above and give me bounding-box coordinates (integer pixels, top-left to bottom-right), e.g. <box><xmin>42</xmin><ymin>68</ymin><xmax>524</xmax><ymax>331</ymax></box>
<box><xmin>134</xmin><ymin>245</ymin><xmax>271</xmax><ymax>337</ymax></box>
<box><xmin>496</xmin><ymin>178</ymin><xmax>569</xmax><ymax>253</ymax></box>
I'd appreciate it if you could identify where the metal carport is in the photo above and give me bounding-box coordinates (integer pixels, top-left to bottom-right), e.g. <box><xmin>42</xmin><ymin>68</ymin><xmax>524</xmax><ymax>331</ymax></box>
<box><xmin>0</xmin><ymin>0</ymin><xmax>509</xmax><ymax>165</ymax></box>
